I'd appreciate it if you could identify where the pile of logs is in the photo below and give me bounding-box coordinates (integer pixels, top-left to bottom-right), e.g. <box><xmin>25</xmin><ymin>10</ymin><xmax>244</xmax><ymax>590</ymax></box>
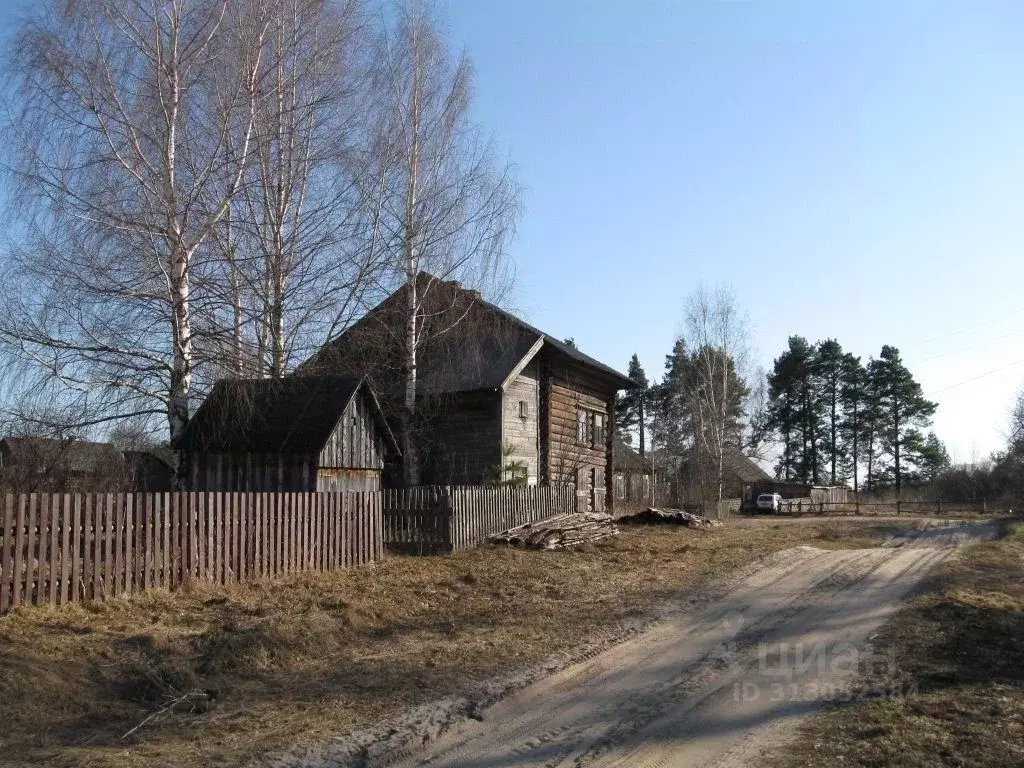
<box><xmin>488</xmin><ymin>513</ymin><xmax>619</xmax><ymax>550</ymax></box>
<box><xmin>621</xmin><ymin>507</ymin><xmax>724</xmax><ymax>531</ymax></box>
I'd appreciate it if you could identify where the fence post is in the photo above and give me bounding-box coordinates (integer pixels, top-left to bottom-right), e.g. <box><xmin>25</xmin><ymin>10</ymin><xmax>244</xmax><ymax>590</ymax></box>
<box><xmin>937</xmin><ymin>498</ymin><xmax>942</xmax><ymax>515</ymax></box>
<box><xmin>896</xmin><ymin>500</ymin><xmax>901</xmax><ymax>516</ymax></box>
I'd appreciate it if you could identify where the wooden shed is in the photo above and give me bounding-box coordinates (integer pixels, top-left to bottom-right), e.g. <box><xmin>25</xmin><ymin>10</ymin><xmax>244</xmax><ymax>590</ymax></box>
<box><xmin>175</xmin><ymin>376</ymin><xmax>399</xmax><ymax>493</ymax></box>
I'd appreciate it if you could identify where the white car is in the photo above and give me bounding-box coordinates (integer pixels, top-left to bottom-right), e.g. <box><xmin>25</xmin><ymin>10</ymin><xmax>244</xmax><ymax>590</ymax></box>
<box><xmin>755</xmin><ymin>493</ymin><xmax>782</xmax><ymax>513</ymax></box>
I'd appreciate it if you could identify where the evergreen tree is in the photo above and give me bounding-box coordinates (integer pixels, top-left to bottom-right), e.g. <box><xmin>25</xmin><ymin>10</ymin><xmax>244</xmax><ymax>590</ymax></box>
<box><xmin>814</xmin><ymin>339</ymin><xmax>846</xmax><ymax>485</ymax></box>
<box><xmin>649</xmin><ymin>338</ymin><xmax>690</xmax><ymax>471</ymax></box>
<box><xmin>767</xmin><ymin>336</ymin><xmax>817</xmax><ymax>482</ymax></box>
<box><xmin>913</xmin><ymin>431</ymin><xmax>950</xmax><ymax>484</ymax></box>
<box><xmin>863</xmin><ymin>356</ymin><xmax>884</xmax><ymax>491</ymax></box>
<box><xmin>869</xmin><ymin>345</ymin><xmax>937</xmax><ymax>494</ymax></box>
<box><xmin>838</xmin><ymin>353</ymin><xmax>868</xmax><ymax>492</ymax></box>
<box><xmin>616</xmin><ymin>353</ymin><xmax>650</xmax><ymax>455</ymax></box>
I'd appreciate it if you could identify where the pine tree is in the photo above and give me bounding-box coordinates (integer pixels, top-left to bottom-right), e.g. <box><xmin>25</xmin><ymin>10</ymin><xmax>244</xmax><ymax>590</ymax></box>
<box><xmin>838</xmin><ymin>353</ymin><xmax>868</xmax><ymax>492</ymax></box>
<box><xmin>767</xmin><ymin>336</ymin><xmax>816</xmax><ymax>482</ymax></box>
<box><xmin>814</xmin><ymin>339</ymin><xmax>846</xmax><ymax>485</ymax></box>
<box><xmin>913</xmin><ymin>431</ymin><xmax>950</xmax><ymax>484</ymax></box>
<box><xmin>616</xmin><ymin>354</ymin><xmax>650</xmax><ymax>455</ymax></box>
<box><xmin>863</xmin><ymin>356</ymin><xmax>884</xmax><ymax>491</ymax></box>
<box><xmin>649</xmin><ymin>338</ymin><xmax>690</xmax><ymax>482</ymax></box>
<box><xmin>869</xmin><ymin>346</ymin><xmax>937</xmax><ymax>495</ymax></box>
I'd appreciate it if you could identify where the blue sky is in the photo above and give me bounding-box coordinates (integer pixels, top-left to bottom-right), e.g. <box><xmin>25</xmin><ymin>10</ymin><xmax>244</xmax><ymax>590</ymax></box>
<box><xmin>0</xmin><ymin>1</ymin><xmax>1021</xmax><ymax>461</ymax></box>
<box><xmin>440</xmin><ymin>0</ymin><xmax>1024</xmax><ymax>462</ymax></box>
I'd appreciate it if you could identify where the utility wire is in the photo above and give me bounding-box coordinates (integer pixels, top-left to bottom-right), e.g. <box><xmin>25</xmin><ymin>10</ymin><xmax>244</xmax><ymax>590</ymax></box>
<box><xmin>927</xmin><ymin>357</ymin><xmax>1024</xmax><ymax>396</ymax></box>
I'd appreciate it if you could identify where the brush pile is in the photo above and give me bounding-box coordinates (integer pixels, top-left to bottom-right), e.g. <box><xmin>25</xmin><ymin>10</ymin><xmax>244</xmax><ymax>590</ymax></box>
<box><xmin>621</xmin><ymin>507</ymin><xmax>724</xmax><ymax>531</ymax></box>
<box><xmin>488</xmin><ymin>513</ymin><xmax>619</xmax><ymax>550</ymax></box>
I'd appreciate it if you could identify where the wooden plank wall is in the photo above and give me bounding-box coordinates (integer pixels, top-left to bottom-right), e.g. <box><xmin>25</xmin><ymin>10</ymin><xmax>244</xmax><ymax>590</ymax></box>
<box><xmin>382</xmin><ymin>484</ymin><xmax>578</xmax><ymax>553</ymax></box>
<box><xmin>0</xmin><ymin>491</ymin><xmax>383</xmax><ymax>614</ymax></box>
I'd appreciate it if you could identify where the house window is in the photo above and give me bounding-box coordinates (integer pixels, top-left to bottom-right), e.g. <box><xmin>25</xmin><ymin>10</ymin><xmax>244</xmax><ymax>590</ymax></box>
<box><xmin>592</xmin><ymin>412</ymin><xmax>605</xmax><ymax>449</ymax></box>
<box><xmin>576</xmin><ymin>409</ymin><xmax>605</xmax><ymax>449</ymax></box>
<box><xmin>519</xmin><ymin>400</ymin><xmax>529</xmax><ymax>419</ymax></box>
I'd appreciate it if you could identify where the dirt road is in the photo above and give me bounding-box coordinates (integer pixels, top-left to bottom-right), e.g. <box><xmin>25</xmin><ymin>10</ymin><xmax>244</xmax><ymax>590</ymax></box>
<box><xmin>390</xmin><ymin>522</ymin><xmax>996</xmax><ymax>768</ymax></box>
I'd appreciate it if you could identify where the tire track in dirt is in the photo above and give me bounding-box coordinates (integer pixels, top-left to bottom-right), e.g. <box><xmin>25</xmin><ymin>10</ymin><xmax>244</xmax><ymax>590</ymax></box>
<box><xmin>389</xmin><ymin>522</ymin><xmax>996</xmax><ymax>768</ymax></box>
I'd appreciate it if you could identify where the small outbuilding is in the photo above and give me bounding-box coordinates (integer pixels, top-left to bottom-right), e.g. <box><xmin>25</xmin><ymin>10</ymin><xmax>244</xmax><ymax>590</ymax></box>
<box><xmin>613</xmin><ymin>436</ymin><xmax>652</xmax><ymax>505</ymax></box>
<box><xmin>175</xmin><ymin>376</ymin><xmax>399</xmax><ymax>493</ymax></box>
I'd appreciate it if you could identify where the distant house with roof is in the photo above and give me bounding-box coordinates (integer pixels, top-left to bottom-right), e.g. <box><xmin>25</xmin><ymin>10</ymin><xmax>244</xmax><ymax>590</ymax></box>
<box><xmin>304</xmin><ymin>275</ymin><xmax>634</xmax><ymax>511</ymax></box>
<box><xmin>0</xmin><ymin>436</ymin><xmax>128</xmax><ymax>492</ymax></box>
<box><xmin>612</xmin><ymin>436</ymin><xmax>652</xmax><ymax>506</ymax></box>
<box><xmin>721</xmin><ymin>451</ymin><xmax>773</xmax><ymax>497</ymax></box>
<box><xmin>174</xmin><ymin>376</ymin><xmax>398</xmax><ymax>493</ymax></box>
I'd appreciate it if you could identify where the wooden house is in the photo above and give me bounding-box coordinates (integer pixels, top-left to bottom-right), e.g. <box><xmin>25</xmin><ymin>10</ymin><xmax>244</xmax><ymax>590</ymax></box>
<box><xmin>613</xmin><ymin>436</ymin><xmax>653</xmax><ymax>506</ymax></box>
<box><xmin>175</xmin><ymin>376</ymin><xmax>399</xmax><ymax>493</ymax></box>
<box><xmin>304</xmin><ymin>275</ymin><xmax>634</xmax><ymax>511</ymax></box>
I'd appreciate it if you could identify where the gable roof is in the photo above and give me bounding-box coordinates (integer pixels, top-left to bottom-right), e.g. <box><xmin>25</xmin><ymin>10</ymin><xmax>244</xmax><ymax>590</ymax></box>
<box><xmin>722</xmin><ymin>451</ymin><xmax>772</xmax><ymax>483</ymax></box>
<box><xmin>613</xmin><ymin>435</ymin><xmax>652</xmax><ymax>473</ymax></box>
<box><xmin>174</xmin><ymin>376</ymin><xmax>398</xmax><ymax>455</ymax></box>
<box><xmin>304</xmin><ymin>274</ymin><xmax>634</xmax><ymax>403</ymax></box>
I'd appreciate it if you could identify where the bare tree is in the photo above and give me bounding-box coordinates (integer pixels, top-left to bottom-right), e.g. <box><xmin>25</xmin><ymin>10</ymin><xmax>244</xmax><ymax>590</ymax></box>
<box><xmin>366</xmin><ymin>0</ymin><xmax>520</xmax><ymax>483</ymax></box>
<box><xmin>683</xmin><ymin>285</ymin><xmax>751</xmax><ymax>503</ymax></box>
<box><xmin>0</xmin><ymin>0</ymin><xmax>270</xmax><ymax>441</ymax></box>
<box><xmin>204</xmin><ymin>0</ymin><xmax>385</xmax><ymax>379</ymax></box>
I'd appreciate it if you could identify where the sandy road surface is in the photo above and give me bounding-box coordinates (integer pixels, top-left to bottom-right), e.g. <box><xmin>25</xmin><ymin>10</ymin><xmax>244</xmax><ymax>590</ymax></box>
<box><xmin>391</xmin><ymin>522</ymin><xmax>996</xmax><ymax>768</ymax></box>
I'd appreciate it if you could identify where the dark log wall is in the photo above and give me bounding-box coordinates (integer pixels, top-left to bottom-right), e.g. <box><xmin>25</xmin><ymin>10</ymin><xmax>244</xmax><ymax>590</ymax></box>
<box><xmin>540</xmin><ymin>353</ymin><xmax>618</xmax><ymax>512</ymax></box>
<box><xmin>419</xmin><ymin>390</ymin><xmax>502</xmax><ymax>486</ymax></box>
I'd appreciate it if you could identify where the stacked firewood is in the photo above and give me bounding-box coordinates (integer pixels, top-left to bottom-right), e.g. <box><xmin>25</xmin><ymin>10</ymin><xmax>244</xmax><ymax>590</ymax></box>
<box><xmin>488</xmin><ymin>513</ymin><xmax>619</xmax><ymax>550</ymax></box>
<box><xmin>621</xmin><ymin>507</ymin><xmax>724</xmax><ymax>530</ymax></box>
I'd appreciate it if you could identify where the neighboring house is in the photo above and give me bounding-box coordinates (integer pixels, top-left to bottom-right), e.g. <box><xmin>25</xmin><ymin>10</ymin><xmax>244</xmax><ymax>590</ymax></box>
<box><xmin>0</xmin><ymin>436</ymin><xmax>128</xmax><ymax>492</ymax></box>
<box><xmin>613</xmin><ymin>436</ymin><xmax>652</xmax><ymax>505</ymax></box>
<box><xmin>175</xmin><ymin>376</ymin><xmax>399</xmax><ymax>493</ymax></box>
<box><xmin>720</xmin><ymin>451</ymin><xmax>773</xmax><ymax>498</ymax></box>
<box><xmin>304</xmin><ymin>275</ymin><xmax>634</xmax><ymax>511</ymax></box>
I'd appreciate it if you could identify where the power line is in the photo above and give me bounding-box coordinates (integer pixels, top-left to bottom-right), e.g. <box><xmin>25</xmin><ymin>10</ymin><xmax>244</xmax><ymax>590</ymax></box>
<box><xmin>927</xmin><ymin>357</ymin><xmax>1024</xmax><ymax>396</ymax></box>
<box><xmin>918</xmin><ymin>326</ymin><xmax>1024</xmax><ymax>363</ymax></box>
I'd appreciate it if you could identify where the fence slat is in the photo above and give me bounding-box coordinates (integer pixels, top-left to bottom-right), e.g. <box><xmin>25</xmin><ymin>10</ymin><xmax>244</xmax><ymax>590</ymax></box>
<box><xmin>0</xmin><ymin>496</ymin><xmax>11</xmax><ymax>613</ymax></box>
<box><xmin>102</xmin><ymin>494</ymin><xmax>113</xmax><ymax>599</ymax></box>
<box><xmin>59</xmin><ymin>495</ymin><xmax>71</xmax><ymax>605</ymax></box>
<box><xmin>45</xmin><ymin>495</ymin><xmax>57</xmax><ymax>604</ymax></box>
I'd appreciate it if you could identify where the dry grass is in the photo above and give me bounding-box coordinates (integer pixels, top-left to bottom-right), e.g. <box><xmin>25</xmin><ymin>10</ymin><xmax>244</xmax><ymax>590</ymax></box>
<box><xmin>770</xmin><ymin>520</ymin><xmax>1024</xmax><ymax>768</ymax></box>
<box><xmin>0</xmin><ymin>518</ymin><xmax>898</xmax><ymax>768</ymax></box>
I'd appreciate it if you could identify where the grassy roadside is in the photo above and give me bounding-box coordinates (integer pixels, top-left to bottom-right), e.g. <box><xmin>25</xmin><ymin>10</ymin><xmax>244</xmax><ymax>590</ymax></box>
<box><xmin>0</xmin><ymin>518</ymin><xmax>902</xmax><ymax>768</ymax></box>
<box><xmin>770</xmin><ymin>520</ymin><xmax>1024</xmax><ymax>768</ymax></box>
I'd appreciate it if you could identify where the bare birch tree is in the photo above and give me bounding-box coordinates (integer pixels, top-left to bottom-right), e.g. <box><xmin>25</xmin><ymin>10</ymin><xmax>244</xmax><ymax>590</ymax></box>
<box><xmin>684</xmin><ymin>285</ymin><xmax>751</xmax><ymax>503</ymax></box>
<box><xmin>0</xmin><ymin>0</ymin><xmax>270</xmax><ymax>441</ymax></box>
<box><xmin>204</xmin><ymin>0</ymin><xmax>386</xmax><ymax>380</ymax></box>
<box><xmin>366</xmin><ymin>0</ymin><xmax>520</xmax><ymax>484</ymax></box>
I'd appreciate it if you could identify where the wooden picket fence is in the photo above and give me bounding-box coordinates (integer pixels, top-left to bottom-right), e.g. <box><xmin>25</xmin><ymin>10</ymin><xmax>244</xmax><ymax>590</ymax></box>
<box><xmin>0</xmin><ymin>491</ymin><xmax>382</xmax><ymax>614</ymax></box>
<box><xmin>383</xmin><ymin>484</ymin><xmax>578</xmax><ymax>553</ymax></box>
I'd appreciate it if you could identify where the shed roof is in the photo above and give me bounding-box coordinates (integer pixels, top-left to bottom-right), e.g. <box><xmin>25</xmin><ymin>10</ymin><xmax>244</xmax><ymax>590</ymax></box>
<box><xmin>174</xmin><ymin>376</ymin><xmax>398</xmax><ymax>455</ymax></box>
